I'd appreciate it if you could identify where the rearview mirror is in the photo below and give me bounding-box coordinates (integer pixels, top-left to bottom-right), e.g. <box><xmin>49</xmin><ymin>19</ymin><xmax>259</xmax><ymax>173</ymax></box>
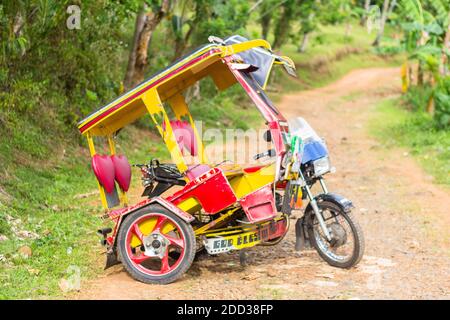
<box><xmin>263</xmin><ymin>130</ymin><xmax>272</xmax><ymax>142</ymax></box>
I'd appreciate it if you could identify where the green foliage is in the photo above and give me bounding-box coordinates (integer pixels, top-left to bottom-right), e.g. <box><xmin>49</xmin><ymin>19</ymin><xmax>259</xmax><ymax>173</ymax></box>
<box><xmin>434</xmin><ymin>76</ymin><xmax>450</xmax><ymax>129</ymax></box>
<box><xmin>189</xmin><ymin>0</ymin><xmax>249</xmax><ymax>45</ymax></box>
<box><xmin>402</xmin><ymin>85</ymin><xmax>434</xmax><ymax>111</ymax></box>
<box><xmin>320</xmin><ymin>0</ymin><xmax>360</xmax><ymax>25</ymax></box>
<box><xmin>384</xmin><ymin>0</ymin><xmax>450</xmax><ymax>130</ymax></box>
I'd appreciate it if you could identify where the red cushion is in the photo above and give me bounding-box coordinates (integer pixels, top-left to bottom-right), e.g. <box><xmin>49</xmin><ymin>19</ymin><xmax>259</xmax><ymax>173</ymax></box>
<box><xmin>169</xmin><ymin>120</ymin><xmax>198</xmax><ymax>156</ymax></box>
<box><xmin>186</xmin><ymin>164</ymin><xmax>211</xmax><ymax>180</ymax></box>
<box><xmin>111</xmin><ymin>155</ymin><xmax>131</xmax><ymax>192</ymax></box>
<box><xmin>243</xmin><ymin>165</ymin><xmax>265</xmax><ymax>174</ymax></box>
<box><xmin>92</xmin><ymin>155</ymin><xmax>115</xmax><ymax>193</ymax></box>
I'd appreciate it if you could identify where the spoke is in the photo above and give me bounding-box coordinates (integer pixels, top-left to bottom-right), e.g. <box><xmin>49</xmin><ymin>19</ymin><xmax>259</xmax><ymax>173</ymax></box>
<box><xmin>132</xmin><ymin>223</ymin><xmax>144</xmax><ymax>242</ymax></box>
<box><xmin>165</xmin><ymin>235</ymin><xmax>185</xmax><ymax>249</ymax></box>
<box><xmin>160</xmin><ymin>251</ymin><xmax>170</xmax><ymax>273</ymax></box>
<box><xmin>131</xmin><ymin>254</ymin><xmax>151</xmax><ymax>264</ymax></box>
<box><xmin>152</xmin><ymin>215</ymin><xmax>168</xmax><ymax>233</ymax></box>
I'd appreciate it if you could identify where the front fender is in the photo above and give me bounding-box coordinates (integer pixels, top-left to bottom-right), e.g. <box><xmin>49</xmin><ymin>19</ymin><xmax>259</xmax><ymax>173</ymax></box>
<box><xmin>305</xmin><ymin>192</ymin><xmax>354</xmax><ymax>215</ymax></box>
<box><xmin>107</xmin><ymin>197</ymin><xmax>194</xmax><ymax>247</ymax></box>
<box><xmin>108</xmin><ymin>196</ymin><xmax>195</xmax><ymax>223</ymax></box>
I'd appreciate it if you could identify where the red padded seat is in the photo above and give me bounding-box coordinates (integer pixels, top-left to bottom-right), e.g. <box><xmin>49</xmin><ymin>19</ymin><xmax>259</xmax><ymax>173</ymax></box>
<box><xmin>186</xmin><ymin>164</ymin><xmax>211</xmax><ymax>180</ymax></box>
<box><xmin>111</xmin><ymin>154</ymin><xmax>132</xmax><ymax>192</ymax></box>
<box><xmin>91</xmin><ymin>155</ymin><xmax>115</xmax><ymax>193</ymax></box>
<box><xmin>243</xmin><ymin>165</ymin><xmax>265</xmax><ymax>174</ymax></box>
<box><xmin>169</xmin><ymin>120</ymin><xmax>198</xmax><ymax>156</ymax></box>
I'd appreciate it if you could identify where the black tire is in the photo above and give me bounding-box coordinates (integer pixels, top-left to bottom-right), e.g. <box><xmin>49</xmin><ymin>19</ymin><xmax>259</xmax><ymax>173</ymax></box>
<box><xmin>117</xmin><ymin>205</ymin><xmax>196</xmax><ymax>284</ymax></box>
<box><xmin>306</xmin><ymin>200</ymin><xmax>364</xmax><ymax>268</ymax></box>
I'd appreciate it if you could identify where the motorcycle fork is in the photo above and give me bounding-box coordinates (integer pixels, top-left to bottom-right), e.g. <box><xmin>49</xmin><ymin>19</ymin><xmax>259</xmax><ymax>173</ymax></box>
<box><xmin>300</xmin><ymin>173</ymin><xmax>332</xmax><ymax>241</ymax></box>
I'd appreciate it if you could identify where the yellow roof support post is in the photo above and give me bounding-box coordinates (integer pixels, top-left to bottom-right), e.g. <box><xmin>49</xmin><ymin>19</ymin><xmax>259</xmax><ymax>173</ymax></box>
<box><xmin>141</xmin><ymin>88</ymin><xmax>188</xmax><ymax>175</ymax></box>
<box><xmin>86</xmin><ymin>132</ymin><xmax>97</xmax><ymax>156</ymax></box>
<box><xmin>86</xmin><ymin>132</ymin><xmax>109</xmax><ymax>210</ymax></box>
<box><xmin>107</xmin><ymin>135</ymin><xmax>116</xmax><ymax>155</ymax></box>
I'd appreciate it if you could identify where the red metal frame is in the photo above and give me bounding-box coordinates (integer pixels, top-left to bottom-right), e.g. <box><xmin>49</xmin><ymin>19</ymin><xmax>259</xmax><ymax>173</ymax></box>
<box><xmin>239</xmin><ymin>184</ymin><xmax>277</xmax><ymax>223</ymax></box>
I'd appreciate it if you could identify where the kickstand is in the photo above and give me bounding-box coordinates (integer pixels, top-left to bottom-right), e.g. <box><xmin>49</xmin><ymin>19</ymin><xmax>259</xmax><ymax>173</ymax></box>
<box><xmin>239</xmin><ymin>250</ymin><xmax>248</xmax><ymax>267</ymax></box>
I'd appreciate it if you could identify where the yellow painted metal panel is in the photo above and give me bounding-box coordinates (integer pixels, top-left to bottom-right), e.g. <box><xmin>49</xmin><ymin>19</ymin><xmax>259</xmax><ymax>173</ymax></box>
<box><xmin>176</xmin><ymin>197</ymin><xmax>201</xmax><ymax>213</ymax></box>
<box><xmin>228</xmin><ymin>163</ymin><xmax>276</xmax><ymax>199</ymax></box>
<box><xmin>219</xmin><ymin>39</ymin><xmax>272</xmax><ymax>57</ymax></box>
<box><xmin>142</xmin><ymin>89</ymin><xmax>188</xmax><ymax>174</ymax></box>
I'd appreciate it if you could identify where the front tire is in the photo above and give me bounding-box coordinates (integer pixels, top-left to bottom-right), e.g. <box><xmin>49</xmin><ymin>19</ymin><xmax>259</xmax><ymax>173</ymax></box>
<box><xmin>117</xmin><ymin>205</ymin><xmax>196</xmax><ymax>284</ymax></box>
<box><xmin>306</xmin><ymin>200</ymin><xmax>364</xmax><ymax>268</ymax></box>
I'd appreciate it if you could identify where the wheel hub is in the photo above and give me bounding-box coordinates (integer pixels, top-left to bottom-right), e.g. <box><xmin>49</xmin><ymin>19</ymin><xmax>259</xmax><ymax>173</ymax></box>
<box><xmin>143</xmin><ymin>232</ymin><xmax>169</xmax><ymax>258</ymax></box>
<box><xmin>328</xmin><ymin>222</ymin><xmax>347</xmax><ymax>248</ymax></box>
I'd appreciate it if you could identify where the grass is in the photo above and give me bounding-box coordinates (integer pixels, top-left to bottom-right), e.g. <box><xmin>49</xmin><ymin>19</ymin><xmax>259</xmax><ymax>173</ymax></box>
<box><xmin>0</xmin><ymin>124</ymin><xmax>171</xmax><ymax>299</ymax></box>
<box><xmin>369</xmin><ymin>98</ymin><xmax>450</xmax><ymax>187</ymax></box>
<box><xmin>0</xmin><ymin>21</ymin><xmax>405</xmax><ymax>299</ymax></box>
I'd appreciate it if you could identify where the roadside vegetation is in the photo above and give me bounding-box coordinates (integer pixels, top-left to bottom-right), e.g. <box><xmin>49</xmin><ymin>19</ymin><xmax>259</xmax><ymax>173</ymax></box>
<box><xmin>0</xmin><ymin>0</ymin><xmax>448</xmax><ymax>299</ymax></box>
<box><xmin>370</xmin><ymin>97</ymin><xmax>450</xmax><ymax>186</ymax></box>
<box><xmin>368</xmin><ymin>0</ymin><xmax>450</xmax><ymax>187</ymax></box>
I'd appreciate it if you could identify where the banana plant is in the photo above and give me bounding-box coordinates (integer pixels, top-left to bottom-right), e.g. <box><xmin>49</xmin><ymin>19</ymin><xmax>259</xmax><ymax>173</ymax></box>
<box><xmin>398</xmin><ymin>1</ymin><xmax>447</xmax><ymax>90</ymax></box>
<box><xmin>397</xmin><ymin>0</ymin><xmax>449</xmax><ymax>122</ymax></box>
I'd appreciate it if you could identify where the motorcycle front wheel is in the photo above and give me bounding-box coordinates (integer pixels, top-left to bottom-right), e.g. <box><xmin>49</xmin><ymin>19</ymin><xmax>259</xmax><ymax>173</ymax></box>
<box><xmin>306</xmin><ymin>200</ymin><xmax>364</xmax><ymax>268</ymax></box>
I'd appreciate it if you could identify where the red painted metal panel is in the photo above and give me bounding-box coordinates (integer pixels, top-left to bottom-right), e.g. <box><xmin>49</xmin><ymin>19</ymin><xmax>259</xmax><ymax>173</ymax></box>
<box><xmin>239</xmin><ymin>184</ymin><xmax>277</xmax><ymax>223</ymax></box>
<box><xmin>168</xmin><ymin>167</ymin><xmax>237</xmax><ymax>214</ymax></box>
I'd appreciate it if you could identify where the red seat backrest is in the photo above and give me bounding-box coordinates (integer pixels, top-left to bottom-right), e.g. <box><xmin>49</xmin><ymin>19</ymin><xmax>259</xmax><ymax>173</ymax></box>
<box><xmin>111</xmin><ymin>154</ymin><xmax>132</xmax><ymax>192</ymax></box>
<box><xmin>186</xmin><ymin>164</ymin><xmax>211</xmax><ymax>180</ymax></box>
<box><xmin>169</xmin><ymin>120</ymin><xmax>198</xmax><ymax>156</ymax></box>
<box><xmin>91</xmin><ymin>155</ymin><xmax>115</xmax><ymax>193</ymax></box>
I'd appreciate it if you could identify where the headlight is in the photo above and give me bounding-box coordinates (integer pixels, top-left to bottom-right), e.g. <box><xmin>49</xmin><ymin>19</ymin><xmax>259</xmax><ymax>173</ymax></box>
<box><xmin>313</xmin><ymin>157</ymin><xmax>331</xmax><ymax>177</ymax></box>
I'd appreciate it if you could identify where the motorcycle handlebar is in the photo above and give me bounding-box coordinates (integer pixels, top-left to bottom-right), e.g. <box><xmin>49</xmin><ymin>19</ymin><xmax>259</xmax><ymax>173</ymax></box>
<box><xmin>253</xmin><ymin>148</ymin><xmax>276</xmax><ymax>160</ymax></box>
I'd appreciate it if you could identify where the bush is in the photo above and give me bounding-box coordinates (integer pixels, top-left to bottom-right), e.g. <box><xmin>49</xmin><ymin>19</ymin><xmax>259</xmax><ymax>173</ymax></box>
<box><xmin>402</xmin><ymin>85</ymin><xmax>433</xmax><ymax>111</ymax></box>
<box><xmin>434</xmin><ymin>76</ymin><xmax>450</xmax><ymax>129</ymax></box>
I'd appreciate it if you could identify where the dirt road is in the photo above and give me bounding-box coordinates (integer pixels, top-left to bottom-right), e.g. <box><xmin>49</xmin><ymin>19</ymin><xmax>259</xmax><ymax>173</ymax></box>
<box><xmin>75</xmin><ymin>67</ymin><xmax>450</xmax><ymax>299</ymax></box>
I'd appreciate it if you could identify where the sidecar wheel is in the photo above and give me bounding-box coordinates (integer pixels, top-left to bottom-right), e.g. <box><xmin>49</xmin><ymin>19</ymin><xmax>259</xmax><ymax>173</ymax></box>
<box><xmin>117</xmin><ymin>205</ymin><xmax>196</xmax><ymax>284</ymax></box>
<box><xmin>260</xmin><ymin>214</ymin><xmax>290</xmax><ymax>246</ymax></box>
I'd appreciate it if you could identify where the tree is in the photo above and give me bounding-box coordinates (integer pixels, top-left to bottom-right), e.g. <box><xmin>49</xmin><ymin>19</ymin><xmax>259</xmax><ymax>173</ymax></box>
<box><xmin>257</xmin><ymin>0</ymin><xmax>278</xmax><ymax>40</ymax></box>
<box><xmin>372</xmin><ymin>0</ymin><xmax>391</xmax><ymax>46</ymax></box>
<box><xmin>273</xmin><ymin>0</ymin><xmax>297</xmax><ymax>49</ymax></box>
<box><xmin>124</xmin><ymin>0</ymin><xmax>171</xmax><ymax>90</ymax></box>
<box><xmin>295</xmin><ymin>0</ymin><xmax>320</xmax><ymax>52</ymax></box>
<box><xmin>361</xmin><ymin>0</ymin><xmax>372</xmax><ymax>26</ymax></box>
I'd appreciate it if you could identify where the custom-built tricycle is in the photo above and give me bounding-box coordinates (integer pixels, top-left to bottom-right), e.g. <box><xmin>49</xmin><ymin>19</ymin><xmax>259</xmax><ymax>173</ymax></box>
<box><xmin>78</xmin><ymin>36</ymin><xmax>364</xmax><ymax>284</ymax></box>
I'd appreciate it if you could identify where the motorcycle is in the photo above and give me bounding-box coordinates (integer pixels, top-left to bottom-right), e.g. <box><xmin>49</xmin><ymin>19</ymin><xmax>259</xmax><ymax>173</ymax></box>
<box><xmin>78</xmin><ymin>35</ymin><xmax>364</xmax><ymax>284</ymax></box>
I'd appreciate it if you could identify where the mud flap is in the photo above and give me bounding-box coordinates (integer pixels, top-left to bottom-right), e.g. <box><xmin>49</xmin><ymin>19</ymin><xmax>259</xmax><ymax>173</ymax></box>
<box><xmin>104</xmin><ymin>248</ymin><xmax>120</xmax><ymax>270</ymax></box>
<box><xmin>295</xmin><ymin>217</ymin><xmax>311</xmax><ymax>251</ymax></box>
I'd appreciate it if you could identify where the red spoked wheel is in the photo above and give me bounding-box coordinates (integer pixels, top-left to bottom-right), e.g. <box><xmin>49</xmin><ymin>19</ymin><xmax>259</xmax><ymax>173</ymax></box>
<box><xmin>117</xmin><ymin>205</ymin><xmax>196</xmax><ymax>284</ymax></box>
